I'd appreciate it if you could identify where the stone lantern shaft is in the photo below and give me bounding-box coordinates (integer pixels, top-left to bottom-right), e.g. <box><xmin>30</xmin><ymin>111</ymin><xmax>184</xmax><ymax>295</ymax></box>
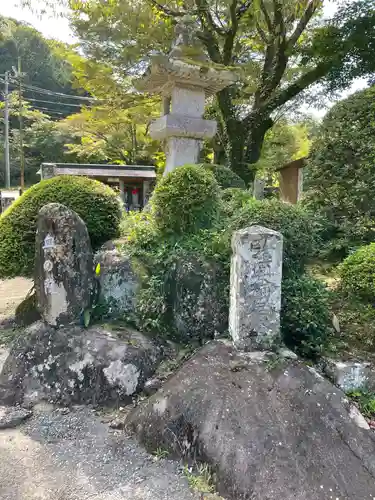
<box><xmin>134</xmin><ymin>16</ymin><xmax>236</xmax><ymax>174</ymax></box>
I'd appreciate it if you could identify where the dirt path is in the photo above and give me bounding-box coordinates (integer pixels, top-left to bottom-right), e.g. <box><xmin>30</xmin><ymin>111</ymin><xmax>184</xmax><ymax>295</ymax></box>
<box><xmin>0</xmin><ymin>404</ymin><xmax>200</xmax><ymax>500</ymax></box>
<box><xmin>0</xmin><ymin>277</ymin><xmax>32</xmax><ymax>324</ymax></box>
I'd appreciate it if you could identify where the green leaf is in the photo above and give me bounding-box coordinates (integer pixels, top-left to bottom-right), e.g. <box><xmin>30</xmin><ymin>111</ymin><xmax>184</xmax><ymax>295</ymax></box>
<box><xmin>83</xmin><ymin>308</ymin><xmax>91</xmax><ymax>328</ymax></box>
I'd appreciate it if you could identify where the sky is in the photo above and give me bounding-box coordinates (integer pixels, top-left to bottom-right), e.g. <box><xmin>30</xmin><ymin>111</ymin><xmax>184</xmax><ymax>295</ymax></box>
<box><xmin>0</xmin><ymin>1</ymin><xmax>76</xmax><ymax>44</ymax></box>
<box><xmin>0</xmin><ymin>0</ymin><xmax>368</xmax><ymax>117</ymax></box>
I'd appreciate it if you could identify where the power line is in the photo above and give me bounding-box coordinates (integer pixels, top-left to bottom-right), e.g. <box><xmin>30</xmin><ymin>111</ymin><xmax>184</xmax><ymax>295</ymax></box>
<box><xmin>27</xmin><ymin>98</ymin><xmax>83</xmax><ymax>108</ymax></box>
<box><xmin>31</xmin><ymin>106</ymin><xmax>65</xmax><ymax>115</ymax></box>
<box><xmin>8</xmin><ymin>80</ymin><xmax>97</xmax><ymax>102</ymax></box>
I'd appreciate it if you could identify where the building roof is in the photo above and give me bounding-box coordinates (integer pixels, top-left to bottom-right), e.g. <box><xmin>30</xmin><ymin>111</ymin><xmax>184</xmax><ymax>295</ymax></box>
<box><xmin>41</xmin><ymin>163</ymin><xmax>156</xmax><ymax>179</ymax></box>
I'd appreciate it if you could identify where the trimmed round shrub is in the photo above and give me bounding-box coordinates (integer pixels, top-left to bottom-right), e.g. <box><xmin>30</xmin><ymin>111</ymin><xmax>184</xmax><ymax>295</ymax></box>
<box><xmin>151</xmin><ymin>164</ymin><xmax>220</xmax><ymax>234</ymax></box>
<box><xmin>201</xmin><ymin>164</ymin><xmax>246</xmax><ymax>189</ymax></box>
<box><xmin>339</xmin><ymin>243</ymin><xmax>375</xmax><ymax>301</ymax></box>
<box><xmin>0</xmin><ymin>175</ymin><xmax>121</xmax><ymax>278</ymax></box>
<box><xmin>281</xmin><ymin>274</ymin><xmax>332</xmax><ymax>359</ymax></box>
<box><xmin>227</xmin><ymin>199</ymin><xmax>322</xmax><ymax>275</ymax></box>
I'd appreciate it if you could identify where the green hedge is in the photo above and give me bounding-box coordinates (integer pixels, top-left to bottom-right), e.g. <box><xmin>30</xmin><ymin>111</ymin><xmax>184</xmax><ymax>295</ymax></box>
<box><xmin>227</xmin><ymin>199</ymin><xmax>321</xmax><ymax>276</ymax></box>
<box><xmin>281</xmin><ymin>274</ymin><xmax>332</xmax><ymax>359</ymax></box>
<box><xmin>304</xmin><ymin>86</ymin><xmax>375</xmax><ymax>256</ymax></box>
<box><xmin>201</xmin><ymin>164</ymin><xmax>246</xmax><ymax>189</ymax></box>
<box><xmin>339</xmin><ymin>243</ymin><xmax>375</xmax><ymax>301</ymax></box>
<box><xmin>125</xmin><ymin>192</ymin><xmax>322</xmax><ymax>348</ymax></box>
<box><xmin>151</xmin><ymin>164</ymin><xmax>220</xmax><ymax>234</ymax></box>
<box><xmin>220</xmin><ymin>187</ymin><xmax>254</xmax><ymax>217</ymax></box>
<box><xmin>0</xmin><ymin>175</ymin><xmax>121</xmax><ymax>278</ymax></box>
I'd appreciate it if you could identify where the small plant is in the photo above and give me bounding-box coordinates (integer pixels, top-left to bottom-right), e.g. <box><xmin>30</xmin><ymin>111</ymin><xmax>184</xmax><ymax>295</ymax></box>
<box><xmin>153</xmin><ymin>447</ymin><xmax>169</xmax><ymax>460</ymax></box>
<box><xmin>265</xmin><ymin>354</ymin><xmax>286</xmax><ymax>372</ymax></box>
<box><xmin>184</xmin><ymin>463</ymin><xmax>215</xmax><ymax>494</ymax></box>
<box><xmin>347</xmin><ymin>389</ymin><xmax>375</xmax><ymax>418</ymax></box>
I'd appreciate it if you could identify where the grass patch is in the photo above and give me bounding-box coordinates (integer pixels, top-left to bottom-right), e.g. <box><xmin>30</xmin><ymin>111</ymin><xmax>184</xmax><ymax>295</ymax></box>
<box><xmin>152</xmin><ymin>447</ymin><xmax>169</xmax><ymax>461</ymax></box>
<box><xmin>347</xmin><ymin>389</ymin><xmax>375</xmax><ymax>419</ymax></box>
<box><xmin>184</xmin><ymin>463</ymin><xmax>215</xmax><ymax>494</ymax></box>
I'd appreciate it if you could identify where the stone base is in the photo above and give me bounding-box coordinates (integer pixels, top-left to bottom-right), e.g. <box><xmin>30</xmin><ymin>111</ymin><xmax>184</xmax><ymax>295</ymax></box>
<box><xmin>322</xmin><ymin>357</ymin><xmax>375</xmax><ymax>392</ymax></box>
<box><xmin>0</xmin><ymin>321</ymin><xmax>164</xmax><ymax>407</ymax></box>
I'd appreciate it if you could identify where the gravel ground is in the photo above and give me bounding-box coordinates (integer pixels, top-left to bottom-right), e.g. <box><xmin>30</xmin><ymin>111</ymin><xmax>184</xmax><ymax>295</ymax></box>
<box><xmin>0</xmin><ymin>294</ymin><xmax>201</xmax><ymax>500</ymax></box>
<box><xmin>0</xmin><ymin>404</ymin><xmax>201</xmax><ymax>500</ymax></box>
<box><xmin>0</xmin><ymin>278</ymin><xmax>32</xmax><ymax>324</ymax></box>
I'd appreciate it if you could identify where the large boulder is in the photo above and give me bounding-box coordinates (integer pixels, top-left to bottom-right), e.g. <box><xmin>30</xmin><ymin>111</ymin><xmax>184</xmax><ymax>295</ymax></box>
<box><xmin>127</xmin><ymin>341</ymin><xmax>375</xmax><ymax>500</ymax></box>
<box><xmin>0</xmin><ymin>322</ymin><xmax>164</xmax><ymax>407</ymax></box>
<box><xmin>94</xmin><ymin>249</ymin><xmax>138</xmax><ymax>318</ymax></box>
<box><xmin>172</xmin><ymin>256</ymin><xmax>228</xmax><ymax>340</ymax></box>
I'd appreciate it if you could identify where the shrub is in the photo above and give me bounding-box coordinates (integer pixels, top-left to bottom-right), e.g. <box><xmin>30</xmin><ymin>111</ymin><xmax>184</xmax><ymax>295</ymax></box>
<box><xmin>281</xmin><ymin>274</ymin><xmax>332</xmax><ymax>359</ymax></box>
<box><xmin>339</xmin><ymin>243</ymin><xmax>375</xmax><ymax>301</ymax></box>
<box><xmin>0</xmin><ymin>175</ymin><xmax>121</xmax><ymax>278</ymax></box>
<box><xmin>220</xmin><ymin>188</ymin><xmax>253</xmax><ymax>217</ymax></box>
<box><xmin>227</xmin><ymin>199</ymin><xmax>322</xmax><ymax>275</ymax></box>
<box><xmin>201</xmin><ymin>164</ymin><xmax>246</xmax><ymax>189</ymax></box>
<box><xmin>304</xmin><ymin>86</ymin><xmax>375</xmax><ymax>255</ymax></box>
<box><xmin>151</xmin><ymin>164</ymin><xmax>220</xmax><ymax>234</ymax></box>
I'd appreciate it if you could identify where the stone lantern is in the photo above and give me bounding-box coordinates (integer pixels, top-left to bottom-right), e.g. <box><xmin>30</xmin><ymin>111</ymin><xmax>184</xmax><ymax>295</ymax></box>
<box><xmin>134</xmin><ymin>16</ymin><xmax>236</xmax><ymax>174</ymax></box>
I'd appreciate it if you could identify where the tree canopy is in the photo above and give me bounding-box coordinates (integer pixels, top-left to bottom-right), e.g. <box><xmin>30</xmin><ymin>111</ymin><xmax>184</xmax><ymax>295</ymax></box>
<box><xmin>0</xmin><ymin>15</ymin><xmax>86</xmax><ymax>118</ymax></box>
<box><xmin>61</xmin><ymin>0</ymin><xmax>375</xmax><ymax>184</ymax></box>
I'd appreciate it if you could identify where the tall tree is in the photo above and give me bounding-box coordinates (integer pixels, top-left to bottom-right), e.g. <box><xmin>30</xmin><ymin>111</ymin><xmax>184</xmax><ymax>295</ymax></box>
<box><xmin>64</xmin><ymin>0</ymin><xmax>375</xmax><ymax>184</ymax></box>
<box><xmin>0</xmin><ymin>15</ymin><xmax>86</xmax><ymax>118</ymax></box>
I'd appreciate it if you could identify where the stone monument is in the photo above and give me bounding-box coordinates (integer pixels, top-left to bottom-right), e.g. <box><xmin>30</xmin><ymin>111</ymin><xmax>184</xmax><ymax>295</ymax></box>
<box><xmin>134</xmin><ymin>16</ymin><xmax>236</xmax><ymax>174</ymax></box>
<box><xmin>229</xmin><ymin>225</ymin><xmax>283</xmax><ymax>350</ymax></box>
<box><xmin>35</xmin><ymin>203</ymin><xmax>94</xmax><ymax>326</ymax></box>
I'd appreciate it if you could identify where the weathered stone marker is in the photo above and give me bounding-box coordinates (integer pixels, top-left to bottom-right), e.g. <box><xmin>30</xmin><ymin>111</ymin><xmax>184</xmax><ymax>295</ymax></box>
<box><xmin>35</xmin><ymin>203</ymin><xmax>94</xmax><ymax>326</ymax></box>
<box><xmin>229</xmin><ymin>225</ymin><xmax>283</xmax><ymax>350</ymax></box>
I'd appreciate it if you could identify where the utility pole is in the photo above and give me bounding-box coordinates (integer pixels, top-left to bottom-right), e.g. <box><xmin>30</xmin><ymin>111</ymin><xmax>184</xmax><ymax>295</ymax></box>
<box><xmin>17</xmin><ymin>56</ymin><xmax>25</xmax><ymax>192</ymax></box>
<box><xmin>3</xmin><ymin>71</ymin><xmax>10</xmax><ymax>189</ymax></box>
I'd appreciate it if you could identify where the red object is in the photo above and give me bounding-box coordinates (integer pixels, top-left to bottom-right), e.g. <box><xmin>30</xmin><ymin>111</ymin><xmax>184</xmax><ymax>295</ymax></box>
<box><xmin>132</xmin><ymin>188</ymin><xmax>139</xmax><ymax>195</ymax></box>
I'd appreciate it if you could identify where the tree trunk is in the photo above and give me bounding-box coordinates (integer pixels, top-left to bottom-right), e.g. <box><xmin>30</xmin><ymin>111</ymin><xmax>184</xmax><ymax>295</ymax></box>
<box><xmin>217</xmin><ymin>88</ymin><xmax>251</xmax><ymax>184</ymax></box>
<box><xmin>244</xmin><ymin>114</ymin><xmax>274</xmax><ymax>165</ymax></box>
<box><xmin>216</xmin><ymin>89</ymin><xmax>276</xmax><ymax>186</ymax></box>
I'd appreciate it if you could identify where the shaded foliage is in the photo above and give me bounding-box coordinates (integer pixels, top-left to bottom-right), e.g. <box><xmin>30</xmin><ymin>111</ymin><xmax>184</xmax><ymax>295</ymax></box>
<box><xmin>339</xmin><ymin>243</ymin><xmax>375</xmax><ymax>302</ymax></box>
<box><xmin>304</xmin><ymin>86</ymin><xmax>375</xmax><ymax>256</ymax></box>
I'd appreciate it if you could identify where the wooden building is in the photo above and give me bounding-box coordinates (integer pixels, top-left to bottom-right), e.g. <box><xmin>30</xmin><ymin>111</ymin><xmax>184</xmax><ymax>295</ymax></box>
<box><xmin>276</xmin><ymin>157</ymin><xmax>307</xmax><ymax>204</ymax></box>
<box><xmin>40</xmin><ymin>163</ymin><xmax>156</xmax><ymax>210</ymax></box>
